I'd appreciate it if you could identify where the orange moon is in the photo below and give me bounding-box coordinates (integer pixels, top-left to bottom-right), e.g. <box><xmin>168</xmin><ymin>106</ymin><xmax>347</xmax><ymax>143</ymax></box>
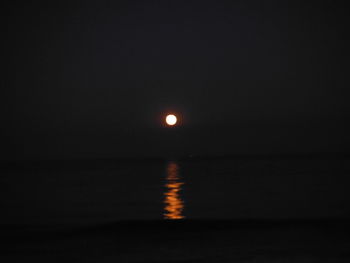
<box><xmin>165</xmin><ymin>114</ymin><xmax>177</xmax><ymax>126</ymax></box>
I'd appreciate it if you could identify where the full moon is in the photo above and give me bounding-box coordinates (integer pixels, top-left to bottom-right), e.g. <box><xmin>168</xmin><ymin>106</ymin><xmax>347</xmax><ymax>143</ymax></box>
<box><xmin>165</xmin><ymin>114</ymin><xmax>177</xmax><ymax>126</ymax></box>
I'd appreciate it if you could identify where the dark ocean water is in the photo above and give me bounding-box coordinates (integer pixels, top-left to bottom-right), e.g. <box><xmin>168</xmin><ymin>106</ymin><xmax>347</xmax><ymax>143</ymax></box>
<box><xmin>2</xmin><ymin>157</ymin><xmax>350</xmax><ymax>225</ymax></box>
<box><xmin>1</xmin><ymin>157</ymin><xmax>350</xmax><ymax>262</ymax></box>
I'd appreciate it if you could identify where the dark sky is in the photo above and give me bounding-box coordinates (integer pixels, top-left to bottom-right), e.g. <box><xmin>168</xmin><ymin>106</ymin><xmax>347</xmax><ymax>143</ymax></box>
<box><xmin>2</xmin><ymin>0</ymin><xmax>349</xmax><ymax>160</ymax></box>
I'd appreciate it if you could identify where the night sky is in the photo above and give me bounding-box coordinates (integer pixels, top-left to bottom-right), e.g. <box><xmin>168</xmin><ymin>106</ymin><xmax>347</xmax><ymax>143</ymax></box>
<box><xmin>2</xmin><ymin>0</ymin><xmax>349</xmax><ymax>160</ymax></box>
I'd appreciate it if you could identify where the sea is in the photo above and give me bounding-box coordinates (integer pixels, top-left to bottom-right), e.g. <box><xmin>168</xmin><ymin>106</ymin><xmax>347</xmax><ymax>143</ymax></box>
<box><xmin>1</xmin><ymin>157</ymin><xmax>350</xmax><ymax>262</ymax></box>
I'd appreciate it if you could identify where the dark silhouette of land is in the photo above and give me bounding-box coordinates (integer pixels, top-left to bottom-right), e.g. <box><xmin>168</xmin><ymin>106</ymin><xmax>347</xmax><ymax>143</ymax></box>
<box><xmin>2</xmin><ymin>219</ymin><xmax>350</xmax><ymax>262</ymax></box>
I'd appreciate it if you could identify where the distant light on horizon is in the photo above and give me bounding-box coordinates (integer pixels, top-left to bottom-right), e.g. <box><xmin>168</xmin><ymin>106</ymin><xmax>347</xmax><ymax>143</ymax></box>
<box><xmin>165</xmin><ymin>114</ymin><xmax>177</xmax><ymax>126</ymax></box>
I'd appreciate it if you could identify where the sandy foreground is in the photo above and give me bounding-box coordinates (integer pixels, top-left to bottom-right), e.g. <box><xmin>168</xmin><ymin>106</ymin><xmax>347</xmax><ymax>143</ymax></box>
<box><xmin>1</xmin><ymin>220</ymin><xmax>350</xmax><ymax>262</ymax></box>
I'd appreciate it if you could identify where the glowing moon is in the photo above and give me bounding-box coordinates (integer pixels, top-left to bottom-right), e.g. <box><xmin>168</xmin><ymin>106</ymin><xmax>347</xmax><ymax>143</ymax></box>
<box><xmin>165</xmin><ymin>114</ymin><xmax>177</xmax><ymax>126</ymax></box>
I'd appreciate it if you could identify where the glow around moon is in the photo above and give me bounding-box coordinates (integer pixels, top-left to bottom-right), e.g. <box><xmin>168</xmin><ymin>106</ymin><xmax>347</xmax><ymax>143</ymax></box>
<box><xmin>165</xmin><ymin>114</ymin><xmax>177</xmax><ymax>126</ymax></box>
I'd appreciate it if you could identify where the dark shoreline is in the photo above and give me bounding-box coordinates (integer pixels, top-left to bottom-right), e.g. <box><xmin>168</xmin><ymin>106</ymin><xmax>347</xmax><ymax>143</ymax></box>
<box><xmin>2</xmin><ymin>218</ymin><xmax>350</xmax><ymax>239</ymax></box>
<box><xmin>2</xmin><ymin>219</ymin><xmax>350</xmax><ymax>263</ymax></box>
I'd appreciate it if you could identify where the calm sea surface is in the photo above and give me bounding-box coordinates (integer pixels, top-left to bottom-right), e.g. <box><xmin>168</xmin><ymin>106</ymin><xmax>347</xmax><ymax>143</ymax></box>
<box><xmin>2</xmin><ymin>158</ymin><xmax>350</xmax><ymax>262</ymax></box>
<box><xmin>2</xmin><ymin>158</ymin><xmax>350</xmax><ymax>225</ymax></box>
